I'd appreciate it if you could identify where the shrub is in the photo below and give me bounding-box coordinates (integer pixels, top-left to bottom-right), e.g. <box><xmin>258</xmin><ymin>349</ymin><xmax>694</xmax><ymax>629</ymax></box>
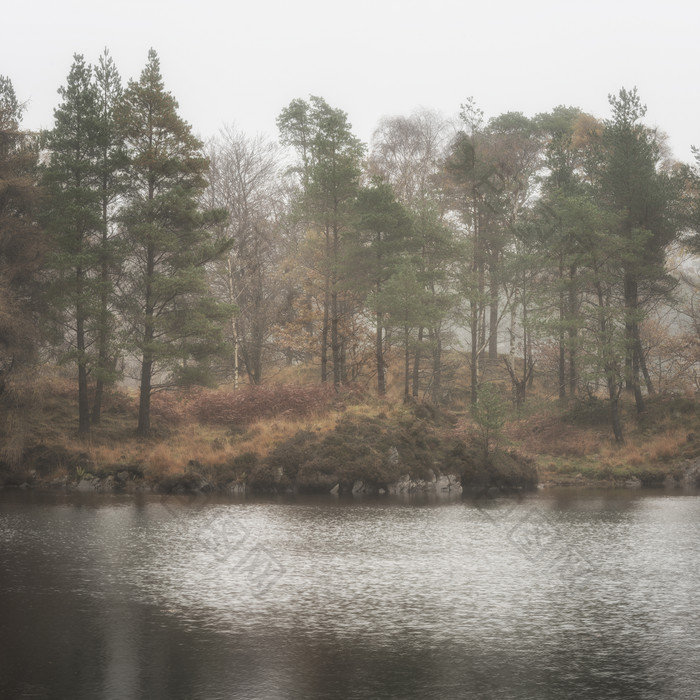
<box><xmin>194</xmin><ymin>384</ymin><xmax>335</xmax><ymax>426</ymax></box>
<box><xmin>150</xmin><ymin>391</ymin><xmax>191</xmax><ymax>425</ymax></box>
<box><xmin>472</xmin><ymin>384</ymin><xmax>507</xmax><ymax>457</ymax></box>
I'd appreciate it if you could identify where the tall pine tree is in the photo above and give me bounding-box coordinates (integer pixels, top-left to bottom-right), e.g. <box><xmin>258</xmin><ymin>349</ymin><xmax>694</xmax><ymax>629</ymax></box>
<box><xmin>118</xmin><ymin>49</ymin><xmax>228</xmax><ymax>436</ymax></box>
<box><xmin>278</xmin><ymin>96</ymin><xmax>364</xmax><ymax>386</ymax></box>
<box><xmin>91</xmin><ymin>48</ymin><xmax>126</xmax><ymax>424</ymax></box>
<box><xmin>43</xmin><ymin>54</ymin><xmax>103</xmax><ymax>434</ymax></box>
<box><xmin>599</xmin><ymin>88</ymin><xmax>678</xmax><ymax>413</ymax></box>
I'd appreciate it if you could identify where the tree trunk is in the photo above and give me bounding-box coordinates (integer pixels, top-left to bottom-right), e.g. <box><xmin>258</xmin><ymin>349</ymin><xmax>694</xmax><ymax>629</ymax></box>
<box><xmin>522</xmin><ymin>301</ymin><xmax>534</xmax><ymax>388</ymax></box>
<box><xmin>321</xmin><ymin>279</ymin><xmax>329</xmax><ymax>383</ymax></box>
<box><xmin>607</xmin><ymin>374</ymin><xmax>624</xmax><ymax>443</ymax></box>
<box><xmin>625</xmin><ymin>274</ymin><xmax>645</xmax><ymax>413</ymax></box>
<box><xmin>91</xmin><ymin>263</ymin><xmax>109</xmax><ymax>425</ymax></box>
<box><xmin>76</xmin><ymin>267</ymin><xmax>90</xmax><ymax>435</ymax></box>
<box><xmin>331</xmin><ymin>225</ymin><xmax>341</xmax><ymax>389</ymax></box>
<box><xmin>412</xmin><ymin>327</ymin><xmax>423</xmax><ymax>398</ymax></box>
<box><xmin>635</xmin><ymin>328</ymin><xmax>654</xmax><ymax>395</ymax></box>
<box><xmin>632</xmin><ymin>341</ymin><xmax>645</xmax><ymax>414</ymax></box>
<box><xmin>597</xmin><ymin>278</ymin><xmax>624</xmax><ymax>443</ymax></box>
<box><xmin>233</xmin><ymin>319</ymin><xmax>239</xmax><ymax>390</ymax></box>
<box><xmin>331</xmin><ymin>288</ymin><xmax>340</xmax><ymax>388</ymax></box>
<box><xmin>340</xmin><ymin>336</ymin><xmax>348</xmax><ymax>385</ymax></box>
<box><xmin>488</xmin><ymin>259</ymin><xmax>498</xmax><ymax>360</ymax></box>
<box><xmin>92</xmin><ymin>178</ymin><xmax>111</xmax><ymax>425</ymax></box>
<box><xmin>138</xmin><ymin>247</ymin><xmax>155</xmax><ymax>437</ymax></box>
<box><xmin>77</xmin><ymin>360</ymin><xmax>90</xmax><ymax>435</ymax></box>
<box><xmin>558</xmin><ymin>289</ymin><xmax>566</xmax><ymax>400</ymax></box>
<box><xmin>470</xmin><ymin>303</ymin><xmax>479</xmax><ymax>406</ymax></box>
<box><xmin>376</xmin><ymin>311</ymin><xmax>385</xmax><ymax>396</ymax></box>
<box><xmin>91</xmin><ymin>370</ymin><xmax>104</xmax><ymax>425</ymax></box>
<box><xmin>568</xmin><ymin>264</ymin><xmax>578</xmax><ymax>397</ymax></box>
<box><xmin>137</xmin><ymin>353</ymin><xmax>152</xmax><ymax>436</ymax></box>
<box><xmin>403</xmin><ymin>326</ymin><xmax>411</xmax><ymax>401</ymax></box>
<box><xmin>432</xmin><ymin>329</ymin><xmax>442</xmax><ymax>405</ymax></box>
<box><xmin>225</xmin><ymin>258</ymin><xmax>239</xmax><ymax>390</ymax></box>
<box><xmin>470</xmin><ymin>193</ymin><xmax>481</xmax><ymax>406</ymax></box>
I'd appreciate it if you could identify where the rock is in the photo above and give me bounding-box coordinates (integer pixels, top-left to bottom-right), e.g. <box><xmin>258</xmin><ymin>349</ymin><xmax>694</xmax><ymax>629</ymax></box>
<box><xmin>352</xmin><ymin>480</ymin><xmax>377</xmax><ymax>496</ymax></box>
<box><xmin>436</xmin><ymin>475</ymin><xmax>450</xmax><ymax>491</ymax></box>
<box><xmin>388</xmin><ymin>474</ymin><xmax>412</xmax><ymax>494</ymax></box>
<box><xmin>116</xmin><ymin>471</ymin><xmax>129</xmax><ymax>482</ymax></box>
<box><xmin>624</xmin><ymin>477</ymin><xmax>642</xmax><ymax>488</ymax></box>
<box><xmin>664</xmin><ymin>474</ymin><xmax>678</xmax><ymax>489</ymax></box>
<box><xmin>388</xmin><ymin>473</ymin><xmax>463</xmax><ymax>495</ymax></box>
<box><xmin>352</xmin><ymin>480</ymin><xmax>376</xmax><ymax>495</ymax></box>
<box><xmin>330</xmin><ymin>483</ymin><xmax>340</xmax><ymax>495</ymax></box>
<box><xmin>681</xmin><ymin>458</ymin><xmax>700</xmax><ymax>488</ymax></box>
<box><xmin>77</xmin><ymin>478</ymin><xmax>94</xmax><ymax>492</ymax></box>
<box><xmin>447</xmin><ymin>474</ymin><xmax>462</xmax><ymax>493</ymax></box>
<box><xmin>388</xmin><ymin>446</ymin><xmax>399</xmax><ymax>466</ymax></box>
<box><xmin>436</xmin><ymin>474</ymin><xmax>463</xmax><ymax>494</ymax></box>
<box><xmin>50</xmin><ymin>475</ymin><xmax>68</xmax><ymax>489</ymax></box>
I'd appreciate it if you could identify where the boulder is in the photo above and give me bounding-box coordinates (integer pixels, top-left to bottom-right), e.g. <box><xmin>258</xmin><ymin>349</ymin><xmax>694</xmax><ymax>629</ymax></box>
<box><xmin>76</xmin><ymin>478</ymin><xmax>94</xmax><ymax>492</ymax></box>
<box><xmin>352</xmin><ymin>480</ymin><xmax>375</xmax><ymax>495</ymax></box>
<box><xmin>387</xmin><ymin>473</ymin><xmax>462</xmax><ymax>494</ymax></box>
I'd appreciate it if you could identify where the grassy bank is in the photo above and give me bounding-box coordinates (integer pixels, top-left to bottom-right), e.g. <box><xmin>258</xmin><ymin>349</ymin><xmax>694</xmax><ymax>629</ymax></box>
<box><xmin>1</xmin><ymin>370</ymin><xmax>699</xmax><ymax>493</ymax></box>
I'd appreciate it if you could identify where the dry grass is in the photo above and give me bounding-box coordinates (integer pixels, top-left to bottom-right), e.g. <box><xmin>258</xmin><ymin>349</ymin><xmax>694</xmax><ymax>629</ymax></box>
<box><xmin>71</xmin><ymin>406</ymin><xmax>344</xmax><ymax>479</ymax></box>
<box><xmin>12</xmin><ymin>376</ymin><xmax>347</xmax><ymax>475</ymax></box>
<box><xmin>598</xmin><ymin>427</ymin><xmax>689</xmax><ymax>469</ymax></box>
<box><xmin>505</xmin><ymin>413</ymin><xmax>604</xmax><ymax>458</ymax></box>
<box><xmin>7</xmin><ymin>362</ymin><xmax>700</xmax><ymax>486</ymax></box>
<box><xmin>228</xmin><ymin>413</ymin><xmax>340</xmax><ymax>458</ymax></box>
<box><xmin>150</xmin><ymin>383</ymin><xmax>337</xmax><ymax>427</ymax></box>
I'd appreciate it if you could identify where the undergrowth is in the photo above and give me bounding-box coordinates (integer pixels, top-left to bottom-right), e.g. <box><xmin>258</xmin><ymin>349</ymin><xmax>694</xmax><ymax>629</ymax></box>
<box><xmin>2</xmin><ymin>364</ymin><xmax>699</xmax><ymax>489</ymax></box>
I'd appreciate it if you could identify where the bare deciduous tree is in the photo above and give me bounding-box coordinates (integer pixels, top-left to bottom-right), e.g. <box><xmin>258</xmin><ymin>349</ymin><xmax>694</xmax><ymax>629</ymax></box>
<box><xmin>207</xmin><ymin>126</ymin><xmax>289</xmax><ymax>385</ymax></box>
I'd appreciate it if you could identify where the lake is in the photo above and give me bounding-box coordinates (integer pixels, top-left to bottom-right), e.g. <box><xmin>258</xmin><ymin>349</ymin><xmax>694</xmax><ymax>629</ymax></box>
<box><xmin>1</xmin><ymin>488</ymin><xmax>699</xmax><ymax>699</ymax></box>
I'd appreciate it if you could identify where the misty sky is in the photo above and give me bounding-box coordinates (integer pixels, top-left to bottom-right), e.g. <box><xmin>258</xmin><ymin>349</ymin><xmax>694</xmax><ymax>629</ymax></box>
<box><xmin>4</xmin><ymin>0</ymin><xmax>699</xmax><ymax>161</ymax></box>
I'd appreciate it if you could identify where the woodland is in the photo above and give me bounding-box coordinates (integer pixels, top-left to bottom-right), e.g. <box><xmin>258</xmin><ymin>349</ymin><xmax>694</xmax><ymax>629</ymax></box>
<box><xmin>3</xmin><ymin>48</ymin><xmax>700</xmax><ymax>486</ymax></box>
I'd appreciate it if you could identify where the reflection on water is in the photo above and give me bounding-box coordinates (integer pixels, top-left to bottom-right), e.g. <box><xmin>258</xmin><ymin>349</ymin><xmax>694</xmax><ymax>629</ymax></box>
<box><xmin>1</xmin><ymin>489</ymin><xmax>699</xmax><ymax>699</ymax></box>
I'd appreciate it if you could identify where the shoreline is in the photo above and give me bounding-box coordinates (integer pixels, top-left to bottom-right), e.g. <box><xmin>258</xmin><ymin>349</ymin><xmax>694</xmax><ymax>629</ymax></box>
<box><xmin>3</xmin><ymin>458</ymin><xmax>699</xmax><ymax>497</ymax></box>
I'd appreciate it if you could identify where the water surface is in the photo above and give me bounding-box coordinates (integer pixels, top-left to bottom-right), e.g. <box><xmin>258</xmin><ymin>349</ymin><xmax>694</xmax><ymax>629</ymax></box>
<box><xmin>1</xmin><ymin>488</ymin><xmax>699</xmax><ymax>699</ymax></box>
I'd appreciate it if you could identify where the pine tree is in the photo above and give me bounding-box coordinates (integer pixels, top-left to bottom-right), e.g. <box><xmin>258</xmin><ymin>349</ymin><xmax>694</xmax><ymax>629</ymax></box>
<box><xmin>348</xmin><ymin>180</ymin><xmax>414</xmax><ymax>395</ymax></box>
<box><xmin>379</xmin><ymin>261</ymin><xmax>436</xmax><ymax>401</ymax></box>
<box><xmin>117</xmin><ymin>49</ymin><xmax>229</xmax><ymax>436</ymax></box>
<box><xmin>91</xmin><ymin>48</ymin><xmax>126</xmax><ymax>424</ymax></box>
<box><xmin>599</xmin><ymin>88</ymin><xmax>678</xmax><ymax>413</ymax></box>
<box><xmin>278</xmin><ymin>96</ymin><xmax>364</xmax><ymax>386</ymax></box>
<box><xmin>42</xmin><ymin>54</ymin><xmax>103</xmax><ymax>434</ymax></box>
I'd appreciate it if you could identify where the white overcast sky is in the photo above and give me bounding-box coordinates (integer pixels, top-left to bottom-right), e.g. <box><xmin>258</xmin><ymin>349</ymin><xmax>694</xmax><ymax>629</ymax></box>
<box><xmin>4</xmin><ymin>0</ymin><xmax>700</xmax><ymax>161</ymax></box>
